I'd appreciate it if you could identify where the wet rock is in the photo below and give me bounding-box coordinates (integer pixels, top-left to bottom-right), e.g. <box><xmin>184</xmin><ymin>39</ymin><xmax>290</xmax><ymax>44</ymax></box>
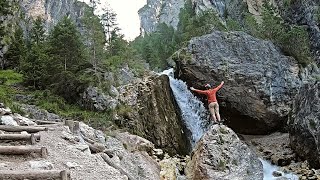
<box><xmin>288</xmin><ymin>82</ymin><xmax>320</xmax><ymax>168</ymax></box>
<box><xmin>186</xmin><ymin>125</ymin><xmax>263</xmax><ymax>180</ymax></box>
<box><xmin>272</xmin><ymin>171</ymin><xmax>282</xmax><ymax>177</ymax></box>
<box><xmin>174</xmin><ymin>31</ymin><xmax>302</xmax><ymax>134</ymax></box>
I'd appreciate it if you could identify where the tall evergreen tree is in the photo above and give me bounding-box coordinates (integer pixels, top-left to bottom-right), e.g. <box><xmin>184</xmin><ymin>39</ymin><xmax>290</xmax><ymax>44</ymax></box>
<box><xmin>20</xmin><ymin>17</ymin><xmax>47</xmax><ymax>88</ymax></box>
<box><xmin>81</xmin><ymin>5</ymin><xmax>106</xmax><ymax>81</ymax></box>
<box><xmin>47</xmin><ymin>16</ymin><xmax>88</xmax><ymax>102</ymax></box>
<box><xmin>101</xmin><ymin>8</ymin><xmax>118</xmax><ymax>44</ymax></box>
<box><xmin>4</xmin><ymin>26</ymin><xmax>26</xmax><ymax>68</ymax></box>
<box><xmin>48</xmin><ymin>16</ymin><xmax>86</xmax><ymax>73</ymax></box>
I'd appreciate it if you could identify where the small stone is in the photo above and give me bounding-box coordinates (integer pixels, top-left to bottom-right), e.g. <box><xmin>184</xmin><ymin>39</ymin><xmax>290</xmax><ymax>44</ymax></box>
<box><xmin>65</xmin><ymin>162</ymin><xmax>82</xmax><ymax>169</ymax></box>
<box><xmin>0</xmin><ymin>163</ymin><xmax>7</xmax><ymax>168</ymax></box>
<box><xmin>272</xmin><ymin>171</ymin><xmax>282</xmax><ymax>177</ymax></box>
<box><xmin>29</xmin><ymin>161</ymin><xmax>54</xmax><ymax>170</ymax></box>
<box><xmin>1</xmin><ymin>116</ymin><xmax>18</xmax><ymax>126</ymax></box>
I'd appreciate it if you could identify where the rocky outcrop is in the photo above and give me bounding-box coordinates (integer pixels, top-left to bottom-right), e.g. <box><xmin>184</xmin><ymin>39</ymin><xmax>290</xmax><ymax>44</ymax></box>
<box><xmin>20</xmin><ymin>104</ymin><xmax>61</xmax><ymax>121</ymax></box>
<box><xmin>20</xmin><ymin>0</ymin><xmax>86</xmax><ymax>33</ymax></box>
<box><xmin>138</xmin><ymin>0</ymin><xmax>185</xmax><ymax>34</ymax></box>
<box><xmin>118</xmin><ymin>74</ymin><xmax>190</xmax><ymax>155</ymax></box>
<box><xmin>186</xmin><ymin>125</ymin><xmax>263</xmax><ymax>180</ymax></box>
<box><xmin>81</xmin><ymin>86</ymin><xmax>118</xmax><ymax>111</ymax></box>
<box><xmin>274</xmin><ymin>0</ymin><xmax>320</xmax><ymax>64</ymax></box>
<box><xmin>288</xmin><ymin>82</ymin><xmax>320</xmax><ymax>168</ymax></box>
<box><xmin>174</xmin><ymin>31</ymin><xmax>302</xmax><ymax>134</ymax></box>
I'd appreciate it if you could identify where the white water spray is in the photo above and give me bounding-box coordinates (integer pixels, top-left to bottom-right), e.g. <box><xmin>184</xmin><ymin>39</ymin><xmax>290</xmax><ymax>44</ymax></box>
<box><xmin>161</xmin><ymin>69</ymin><xmax>209</xmax><ymax>146</ymax></box>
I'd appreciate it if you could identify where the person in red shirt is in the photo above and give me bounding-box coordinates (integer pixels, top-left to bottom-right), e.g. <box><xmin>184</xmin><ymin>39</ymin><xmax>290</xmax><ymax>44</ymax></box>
<box><xmin>190</xmin><ymin>81</ymin><xmax>224</xmax><ymax>124</ymax></box>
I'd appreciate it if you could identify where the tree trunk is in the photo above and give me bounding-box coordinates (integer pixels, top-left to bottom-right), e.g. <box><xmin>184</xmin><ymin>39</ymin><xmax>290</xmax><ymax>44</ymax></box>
<box><xmin>0</xmin><ymin>125</ymin><xmax>48</xmax><ymax>133</ymax></box>
<box><xmin>0</xmin><ymin>146</ymin><xmax>48</xmax><ymax>157</ymax></box>
<box><xmin>0</xmin><ymin>134</ymin><xmax>40</xmax><ymax>144</ymax></box>
<box><xmin>0</xmin><ymin>170</ymin><xmax>70</xmax><ymax>180</ymax></box>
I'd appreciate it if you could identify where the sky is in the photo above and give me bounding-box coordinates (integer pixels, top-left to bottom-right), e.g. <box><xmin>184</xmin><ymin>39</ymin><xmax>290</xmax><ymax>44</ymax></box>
<box><xmin>105</xmin><ymin>0</ymin><xmax>147</xmax><ymax>41</ymax></box>
<box><xmin>80</xmin><ymin>0</ymin><xmax>147</xmax><ymax>40</ymax></box>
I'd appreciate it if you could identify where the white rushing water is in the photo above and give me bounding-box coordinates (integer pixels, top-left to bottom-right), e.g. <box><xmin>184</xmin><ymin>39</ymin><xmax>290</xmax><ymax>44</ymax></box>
<box><xmin>260</xmin><ymin>159</ymin><xmax>298</xmax><ymax>180</ymax></box>
<box><xmin>161</xmin><ymin>69</ymin><xmax>298</xmax><ymax>179</ymax></box>
<box><xmin>161</xmin><ymin>69</ymin><xmax>209</xmax><ymax>146</ymax></box>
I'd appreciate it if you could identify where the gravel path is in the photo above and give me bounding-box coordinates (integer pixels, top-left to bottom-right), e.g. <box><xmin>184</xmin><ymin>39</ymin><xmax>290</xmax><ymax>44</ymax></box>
<box><xmin>0</xmin><ymin>125</ymin><xmax>127</xmax><ymax>180</ymax></box>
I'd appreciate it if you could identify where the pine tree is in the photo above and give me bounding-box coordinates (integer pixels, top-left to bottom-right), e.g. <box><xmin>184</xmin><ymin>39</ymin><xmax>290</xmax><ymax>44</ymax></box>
<box><xmin>20</xmin><ymin>17</ymin><xmax>48</xmax><ymax>89</ymax></box>
<box><xmin>48</xmin><ymin>16</ymin><xmax>86</xmax><ymax>73</ymax></box>
<box><xmin>81</xmin><ymin>4</ymin><xmax>106</xmax><ymax>82</ymax></box>
<box><xmin>4</xmin><ymin>26</ymin><xmax>26</xmax><ymax>68</ymax></box>
<box><xmin>101</xmin><ymin>8</ymin><xmax>118</xmax><ymax>44</ymax></box>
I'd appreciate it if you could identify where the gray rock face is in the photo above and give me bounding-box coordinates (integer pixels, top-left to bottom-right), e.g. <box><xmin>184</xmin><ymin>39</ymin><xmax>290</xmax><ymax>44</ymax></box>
<box><xmin>20</xmin><ymin>104</ymin><xmax>61</xmax><ymax>121</ymax></box>
<box><xmin>81</xmin><ymin>86</ymin><xmax>118</xmax><ymax>111</ymax></box>
<box><xmin>275</xmin><ymin>0</ymin><xmax>320</xmax><ymax>64</ymax></box>
<box><xmin>104</xmin><ymin>136</ymin><xmax>160</xmax><ymax>180</ymax></box>
<box><xmin>186</xmin><ymin>125</ymin><xmax>263</xmax><ymax>180</ymax></box>
<box><xmin>288</xmin><ymin>82</ymin><xmax>320</xmax><ymax>168</ymax></box>
<box><xmin>0</xmin><ymin>115</ymin><xmax>18</xmax><ymax>126</ymax></box>
<box><xmin>139</xmin><ymin>0</ymin><xmax>185</xmax><ymax>34</ymax></box>
<box><xmin>20</xmin><ymin>0</ymin><xmax>85</xmax><ymax>33</ymax></box>
<box><xmin>174</xmin><ymin>31</ymin><xmax>302</xmax><ymax>134</ymax></box>
<box><xmin>118</xmin><ymin>75</ymin><xmax>190</xmax><ymax>155</ymax></box>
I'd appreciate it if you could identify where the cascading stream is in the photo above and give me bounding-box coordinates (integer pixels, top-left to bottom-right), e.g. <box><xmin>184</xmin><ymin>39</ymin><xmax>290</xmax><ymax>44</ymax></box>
<box><xmin>161</xmin><ymin>69</ymin><xmax>209</xmax><ymax>146</ymax></box>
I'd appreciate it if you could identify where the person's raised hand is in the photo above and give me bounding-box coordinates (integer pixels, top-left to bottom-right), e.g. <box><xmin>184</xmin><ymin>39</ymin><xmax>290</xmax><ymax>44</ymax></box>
<box><xmin>190</xmin><ymin>87</ymin><xmax>195</xmax><ymax>91</ymax></box>
<box><xmin>221</xmin><ymin>81</ymin><xmax>224</xmax><ymax>84</ymax></box>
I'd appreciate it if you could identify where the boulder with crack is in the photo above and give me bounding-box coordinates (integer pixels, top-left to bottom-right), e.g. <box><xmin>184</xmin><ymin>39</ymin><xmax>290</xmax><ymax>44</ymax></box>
<box><xmin>174</xmin><ymin>31</ymin><xmax>302</xmax><ymax>134</ymax></box>
<box><xmin>186</xmin><ymin>125</ymin><xmax>263</xmax><ymax>180</ymax></box>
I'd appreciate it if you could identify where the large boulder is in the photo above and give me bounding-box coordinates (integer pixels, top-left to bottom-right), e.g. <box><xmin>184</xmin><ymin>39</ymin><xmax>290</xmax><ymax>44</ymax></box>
<box><xmin>288</xmin><ymin>82</ymin><xmax>320</xmax><ymax>168</ymax></box>
<box><xmin>174</xmin><ymin>31</ymin><xmax>301</xmax><ymax>134</ymax></box>
<box><xmin>118</xmin><ymin>74</ymin><xmax>190</xmax><ymax>155</ymax></box>
<box><xmin>186</xmin><ymin>125</ymin><xmax>263</xmax><ymax>180</ymax></box>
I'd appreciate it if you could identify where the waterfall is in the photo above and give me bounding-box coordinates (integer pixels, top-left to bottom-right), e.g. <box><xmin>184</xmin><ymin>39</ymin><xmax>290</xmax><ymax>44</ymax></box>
<box><xmin>161</xmin><ymin>69</ymin><xmax>299</xmax><ymax>180</ymax></box>
<box><xmin>161</xmin><ymin>69</ymin><xmax>209</xmax><ymax>146</ymax></box>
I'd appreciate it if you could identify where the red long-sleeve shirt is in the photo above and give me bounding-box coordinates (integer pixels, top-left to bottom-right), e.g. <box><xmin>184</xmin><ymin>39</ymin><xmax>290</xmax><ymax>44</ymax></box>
<box><xmin>193</xmin><ymin>83</ymin><xmax>224</xmax><ymax>103</ymax></box>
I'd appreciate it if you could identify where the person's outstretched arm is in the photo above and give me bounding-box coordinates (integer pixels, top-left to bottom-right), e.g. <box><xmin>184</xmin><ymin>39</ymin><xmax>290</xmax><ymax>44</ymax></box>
<box><xmin>190</xmin><ymin>87</ymin><xmax>208</xmax><ymax>95</ymax></box>
<box><xmin>214</xmin><ymin>81</ymin><xmax>224</xmax><ymax>91</ymax></box>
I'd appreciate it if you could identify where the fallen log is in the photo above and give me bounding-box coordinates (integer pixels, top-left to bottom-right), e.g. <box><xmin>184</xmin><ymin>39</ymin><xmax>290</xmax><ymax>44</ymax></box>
<box><xmin>0</xmin><ymin>125</ymin><xmax>48</xmax><ymax>133</ymax></box>
<box><xmin>0</xmin><ymin>134</ymin><xmax>40</xmax><ymax>145</ymax></box>
<box><xmin>35</xmin><ymin>120</ymin><xmax>61</xmax><ymax>125</ymax></box>
<box><xmin>101</xmin><ymin>153</ymin><xmax>136</xmax><ymax>180</ymax></box>
<box><xmin>0</xmin><ymin>170</ymin><xmax>70</xmax><ymax>180</ymax></box>
<box><xmin>0</xmin><ymin>146</ymin><xmax>47</xmax><ymax>157</ymax></box>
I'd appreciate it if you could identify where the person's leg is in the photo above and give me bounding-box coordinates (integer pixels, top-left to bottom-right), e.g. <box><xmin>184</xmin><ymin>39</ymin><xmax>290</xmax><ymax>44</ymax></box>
<box><xmin>214</xmin><ymin>102</ymin><xmax>221</xmax><ymax>122</ymax></box>
<box><xmin>208</xmin><ymin>103</ymin><xmax>217</xmax><ymax>123</ymax></box>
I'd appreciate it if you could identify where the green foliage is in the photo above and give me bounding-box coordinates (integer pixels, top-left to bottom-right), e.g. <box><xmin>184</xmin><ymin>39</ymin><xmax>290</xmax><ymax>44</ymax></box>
<box><xmin>4</xmin><ymin>26</ymin><xmax>26</xmax><ymax>68</ymax></box>
<box><xmin>218</xmin><ymin>159</ymin><xmax>226</xmax><ymax>170</ymax></box>
<box><xmin>48</xmin><ymin>16</ymin><xmax>86</xmax><ymax>73</ymax></box>
<box><xmin>81</xmin><ymin>5</ymin><xmax>106</xmax><ymax>75</ymax></box>
<box><xmin>0</xmin><ymin>70</ymin><xmax>23</xmax><ymax>108</ymax></box>
<box><xmin>244</xmin><ymin>2</ymin><xmax>312</xmax><ymax>66</ymax></box>
<box><xmin>0</xmin><ymin>70</ymin><xmax>23</xmax><ymax>85</ymax></box>
<box><xmin>226</xmin><ymin>17</ymin><xmax>243</xmax><ymax>31</ymax></box>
